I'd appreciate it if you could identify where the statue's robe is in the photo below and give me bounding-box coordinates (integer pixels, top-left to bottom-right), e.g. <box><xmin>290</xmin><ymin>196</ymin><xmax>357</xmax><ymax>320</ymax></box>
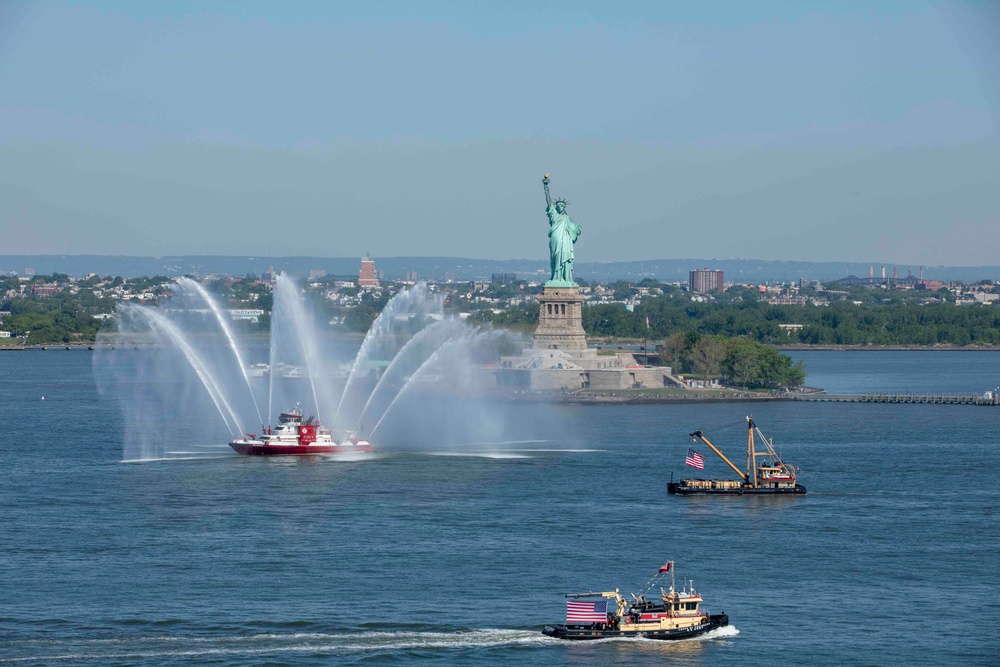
<box><xmin>546</xmin><ymin>206</ymin><xmax>581</xmax><ymax>283</ymax></box>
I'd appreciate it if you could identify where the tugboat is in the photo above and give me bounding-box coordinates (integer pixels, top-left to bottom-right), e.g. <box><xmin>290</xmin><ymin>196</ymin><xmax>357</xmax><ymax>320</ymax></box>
<box><xmin>542</xmin><ymin>562</ymin><xmax>729</xmax><ymax>640</ymax></box>
<box><xmin>668</xmin><ymin>417</ymin><xmax>805</xmax><ymax>495</ymax></box>
<box><xmin>229</xmin><ymin>404</ymin><xmax>374</xmax><ymax>456</ymax></box>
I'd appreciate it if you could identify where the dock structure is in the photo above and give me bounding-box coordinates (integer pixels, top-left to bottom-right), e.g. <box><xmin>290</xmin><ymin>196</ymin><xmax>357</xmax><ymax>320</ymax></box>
<box><xmin>796</xmin><ymin>392</ymin><xmax>999</xmax><ymax>406</ymax></box>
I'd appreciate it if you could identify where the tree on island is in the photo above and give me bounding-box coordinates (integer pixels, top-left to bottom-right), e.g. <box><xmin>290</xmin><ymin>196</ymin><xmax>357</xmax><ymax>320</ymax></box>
<box><xmin>719</xmin><ymin>339</ymin><xmax>806</xmax><ymax>389</ymax></box>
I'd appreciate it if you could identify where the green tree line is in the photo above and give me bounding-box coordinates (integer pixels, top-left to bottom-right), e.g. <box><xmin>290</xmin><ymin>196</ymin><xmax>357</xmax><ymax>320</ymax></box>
<box><xmin>579</xmin><ymin>297</ymin><xmax>1000</xmax><ymax>346</ymax></box>
<box><xmin>1</xmin><ymin>276</ymin><xmax>116</xmax><ymax>344</ymax></box>
<box><xmin>469</xmin><ymin>293</ymin><xmax>1000</xmax><ymax>347</ymax></box>
<box><xmin>662</xmin><ymin>333</ymin><xmax>806</xmax><ymax>388</ymax></box>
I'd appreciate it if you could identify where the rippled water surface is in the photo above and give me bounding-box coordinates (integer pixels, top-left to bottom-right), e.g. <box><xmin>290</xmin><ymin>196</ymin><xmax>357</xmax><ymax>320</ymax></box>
<box><xmin>3</xmin><ymin>350</ymin><xmax>999</xmax><ymax>665</ymax></box>
<box><xmin>787</xmin><ymin>349</ymin><xmax>1000</xmax><ymax>394</ymax></box>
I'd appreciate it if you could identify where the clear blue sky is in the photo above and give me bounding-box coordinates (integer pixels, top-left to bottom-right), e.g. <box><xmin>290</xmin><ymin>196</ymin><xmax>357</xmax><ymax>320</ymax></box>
<box><xmin>1</xmin><ymin>0</ymin><xmax>997</xmax><ymax>265</ymax></box>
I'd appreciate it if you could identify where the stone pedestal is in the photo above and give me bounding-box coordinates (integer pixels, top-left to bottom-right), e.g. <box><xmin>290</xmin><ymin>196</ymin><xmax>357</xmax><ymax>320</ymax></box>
<box><xmin>534</xmin><ymin>287</ymin><xmax>586</xmax><ymax>350</ymax></box>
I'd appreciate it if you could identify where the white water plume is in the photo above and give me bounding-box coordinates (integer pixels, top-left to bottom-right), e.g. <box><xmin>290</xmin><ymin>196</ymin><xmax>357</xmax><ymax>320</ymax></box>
<box><xmin>123</xmin><ymin>304</ymin><xmax>243</xmax><ymax>435</ymax></box>
<box><xmin>96</xmin><ymin>275</ymin><xmax>533</xmax><ymax>461</ymax></box>
<box><xmin>333</xmin><ymin>282</ymin><xmax>444</xmax><ymax>429</ymax></box>
<box><xmin>175</xmin><ymin>277</ymin><xmax>264</xmax><ymax>427</ymax></box>
<box><xmin>354</xmin><ymin>317</ymin><xmax>468</xmax><ymax>433</ymax></box>
<box><xmin>369</xmin><ymin>328</ymin><xmax>504</xmax><ymax>440</ymax></box>
<box><xmin>271</xmin><ymin>273</ymin><xmax>328</xmax><ymax>423</ymax></box>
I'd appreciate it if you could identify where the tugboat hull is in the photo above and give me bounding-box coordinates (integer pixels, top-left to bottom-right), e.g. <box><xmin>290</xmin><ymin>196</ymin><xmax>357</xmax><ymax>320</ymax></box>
<box><xmin>543</xmin><ymin>613</ymin><xmax>728</xmax><ymax>641</ymax></box>
<box><xmin>668</xmin><ymin>482</ymin><xmax>806</xmax><ymax>495</ymax></box>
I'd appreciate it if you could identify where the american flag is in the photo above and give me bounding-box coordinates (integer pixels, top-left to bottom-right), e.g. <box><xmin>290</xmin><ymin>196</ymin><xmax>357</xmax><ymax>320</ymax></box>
<box><xmin>566</xmin><ymin>600</ymin><xmax>608</xmax><ymax>623</ymax></box>
<box><xmin>685</xmin><ymin>448</ymin><xmax>705</xmax><ymax>469</ymax></box>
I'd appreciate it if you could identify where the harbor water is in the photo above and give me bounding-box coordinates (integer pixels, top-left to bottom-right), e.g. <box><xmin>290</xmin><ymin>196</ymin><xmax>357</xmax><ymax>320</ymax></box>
<box><xmin>2</xmin><ymin>350</ymin><xmax>999</xmax><ymax>666</ymax></box>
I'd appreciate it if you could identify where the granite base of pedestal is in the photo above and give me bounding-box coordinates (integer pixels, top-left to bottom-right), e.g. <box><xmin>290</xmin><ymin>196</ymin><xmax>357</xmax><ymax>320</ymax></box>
<box><xmin>533</xmin><ymin>287</ymin><xmax>586</xmax><ymax>351</ymax></box>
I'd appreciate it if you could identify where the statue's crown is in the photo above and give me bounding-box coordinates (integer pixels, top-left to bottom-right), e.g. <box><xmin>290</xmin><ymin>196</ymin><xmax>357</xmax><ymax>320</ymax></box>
<box><xmin>554</xmin><ymin>198</ymin><xmax>569</xmax><ymax>207</ymax></box>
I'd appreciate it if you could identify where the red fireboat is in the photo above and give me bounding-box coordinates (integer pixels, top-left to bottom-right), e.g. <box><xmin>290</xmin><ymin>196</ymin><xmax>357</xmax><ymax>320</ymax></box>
<box><xmin>230</xmin><ymin>404</ymin><xmax>374</xmax><ymax>456</ymax></box>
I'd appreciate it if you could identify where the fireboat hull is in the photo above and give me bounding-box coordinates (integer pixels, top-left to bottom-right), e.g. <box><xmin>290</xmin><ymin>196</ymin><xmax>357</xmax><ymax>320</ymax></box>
<box><xmin>230</xmin><ymin>442</ymin><xmax>374</xmax><ymax>456</ymax></box>
<box><xmin>543</xmin><ymin>613</ymin><xmax>728</xmax><ymax>641</ymax></box>
<box><xmin>668</xmin><ymin>481</ymin><xmax>806</xmax><ymax>495</ymax></box>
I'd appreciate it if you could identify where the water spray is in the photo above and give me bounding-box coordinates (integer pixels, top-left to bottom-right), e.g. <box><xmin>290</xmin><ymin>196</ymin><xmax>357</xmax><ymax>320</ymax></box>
<box><xmin>368</xmin><ymin>330</ymin><xmax>487</xmax><ymax>439</ymax></box>
<box><xmin>273</xmin><ymin>274</ymin><xmax>324</xmax><ymax>424</ymax></box>
<box><xmin>176</xmin><ymin>277</ymin><xmax>264</xmax><ymax>427</ymax></box>
<box><xmin>333</xmin><ymin>283</ymin><xmax>443</xmax><ymax>429</ymax></box>
<box><xmin>126</xmin><ymin>305</ymin><xmax>243</xmax><ymax>436</ymax></box>
<box><xmin>355</xmin><ymin>318</ymin><xmax>465</xmax><ymax>431</ymax></box>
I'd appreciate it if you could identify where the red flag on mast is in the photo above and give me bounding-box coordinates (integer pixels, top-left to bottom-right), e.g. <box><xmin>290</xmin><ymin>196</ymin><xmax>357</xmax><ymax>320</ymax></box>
<box><xmin>659</xmin><ymin>562</ymin><xmax>671</xmax><ymax>573</ymax></box>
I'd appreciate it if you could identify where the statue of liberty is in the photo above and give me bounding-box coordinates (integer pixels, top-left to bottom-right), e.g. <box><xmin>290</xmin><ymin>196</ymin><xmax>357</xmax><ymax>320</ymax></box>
<box><xmin>542</xmin><ymin>173</ymin><xmax>581</xmax><ymax>287</ymax></box>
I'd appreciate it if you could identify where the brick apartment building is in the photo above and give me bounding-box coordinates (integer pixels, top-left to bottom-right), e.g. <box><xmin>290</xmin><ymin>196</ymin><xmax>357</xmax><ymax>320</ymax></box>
<box><xmin>689</xmin><ymin>268</ymin><xmax>724</xmax><ymax>293</ymax></box>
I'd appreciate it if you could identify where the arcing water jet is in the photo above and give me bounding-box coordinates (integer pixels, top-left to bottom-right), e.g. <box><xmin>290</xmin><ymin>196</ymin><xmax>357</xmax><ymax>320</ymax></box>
<box><xmin>175</xmin><ymin>277</ymin><xmax>264</xmax><ymax>427</ymax></box>
<box><xmin>333</xmin><ymin>282</ymin><xmax>444</xmax><ymax>429</ymax></box>
<box><xmin>123</xmin><ymin>304</ymin><xmax>243</xmax><ymax>436</ymax></box>
<box><xmin>100</xmin><ymin>277</ymin><xmax>503</xmax><ymax>460</ymax></box>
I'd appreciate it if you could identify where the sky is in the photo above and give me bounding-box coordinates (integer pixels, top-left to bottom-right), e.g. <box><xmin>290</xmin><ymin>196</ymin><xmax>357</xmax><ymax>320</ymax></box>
<box><xmin>1</xmin><ymin>0</ymin><xmax>998</xmax><ymax>265</ymax></box>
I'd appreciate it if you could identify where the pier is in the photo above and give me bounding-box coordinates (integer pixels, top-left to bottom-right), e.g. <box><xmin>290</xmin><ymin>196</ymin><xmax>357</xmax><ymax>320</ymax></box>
<box><xmin>796</xmin><ymin>392</ymin><xmax>999</xmax><ymax>406</ymax></box>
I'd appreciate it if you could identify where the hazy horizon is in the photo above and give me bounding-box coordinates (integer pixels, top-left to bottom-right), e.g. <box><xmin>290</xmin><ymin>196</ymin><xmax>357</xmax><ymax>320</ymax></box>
<box><xmin>3</xmin><ymin>252</ymin><xmax>998</xmax><ymax>283</ymax></box>
<box><xmin>2</xmin><ymin>1</ymin><xmax>998</xmax><ymax>264</ymax></box>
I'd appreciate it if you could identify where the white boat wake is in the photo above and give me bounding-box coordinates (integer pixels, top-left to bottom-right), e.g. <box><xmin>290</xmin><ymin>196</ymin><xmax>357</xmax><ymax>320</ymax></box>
<box><xmin>0</xmin><ymin>628</ymin><xmax>551</xmax><ymax>663</ymax></box>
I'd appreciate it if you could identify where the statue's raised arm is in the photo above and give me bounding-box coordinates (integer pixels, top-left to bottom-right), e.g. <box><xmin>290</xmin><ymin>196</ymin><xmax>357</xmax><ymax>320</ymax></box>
<box><xmin>543</xmin><ymin>173</ymin><xmax>552</xmax><ymax>209</ymax></box>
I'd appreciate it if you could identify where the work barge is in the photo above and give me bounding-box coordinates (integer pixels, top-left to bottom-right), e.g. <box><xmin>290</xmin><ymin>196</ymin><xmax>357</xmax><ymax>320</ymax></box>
<box><xmin>668</xmin><ymin>417</ymin><xmax>806</xmax><ymax>496</ymax></box>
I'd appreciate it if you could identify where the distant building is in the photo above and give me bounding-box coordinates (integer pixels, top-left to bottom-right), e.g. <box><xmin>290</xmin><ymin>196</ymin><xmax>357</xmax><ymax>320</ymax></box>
<box><xmin>405</xmin><ymin>271</ymin><xmax>419</xmax><ymax>282</ymax></box>
<box><xmin>492</xmin><ymin>273</ymin><xmax>517</xmax><ymax>284</ymax></box>
<box><xmin>689</xmin><ymin>268</ymin><xmax>724</xmax><ymax>293</ymax></box>
<box><xmin>308</xmin><ymin>269</ymin><xmax>326</xmax><ymax>280</ymax></box>
<box><xmin>358</xmin><ymin>254</ymin><xmax>380</xmax><ymax>288</ymax></box>
<box><xmin>30</xmin><ymin>284</ymin><xmax>59</xmax><ymax>297</ymax></box>
<box><xmin>0</xmin><ymin>331</ymin><xmax>11</xmax><ymax>338</ymax></box>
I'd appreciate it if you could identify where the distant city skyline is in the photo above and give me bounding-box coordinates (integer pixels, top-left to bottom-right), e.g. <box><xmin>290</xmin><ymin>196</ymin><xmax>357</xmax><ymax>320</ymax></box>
<box><xmin>1</xmin><ymin>1</ymin><xmax>998</xmax><ymax>264</ymax></box>
<box><xmin>2</xmin><ymin>253</ymin><xmax>998</xmax><ymax>284</ymax></box>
